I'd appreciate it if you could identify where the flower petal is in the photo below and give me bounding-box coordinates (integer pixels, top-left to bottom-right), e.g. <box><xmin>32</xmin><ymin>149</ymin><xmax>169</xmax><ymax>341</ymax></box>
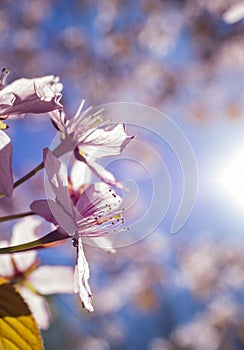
<box><xmin>49</xmin><ymin>109</ymin><xmax>67</xmax><ymax>132</ymax></box>
<box><xmin>10</xmin><ymin>217</ymin><xmax>40</xmax><ymax>272</ymax></box>
<box><xmin>223</xmin><ymin>2</ymin><xmax>244</xmax><ymax>24</ymax></box>
<box><xmin>0</xmin><ymin>130</ymin><xmax>13</xmax><ymax>196</ymax></box>
<box><xmin>75</xmin><ymin>182</ymin><xmax>122</xmax><ymax>217</ymax></box>
<box><xmin>0</xmin><ymin>92</ymin><xmax>15</xmax><ymax>114</ymax></box>
<box><xmin>80</xmin><ymin>124</ymin><xmax>133</xmax><ymax>158</ymax></box>
<box><xmin>0</xmin><ymin>75</ymin><xmax>63</xmax><ymax>116</ymax></box>
<box><xmin>74</xmin><ymin>237</ymin><xmax>94</xmax><ymax>312</ymax></box>
<box><xmin>88</xmin><ymin>236</ymin><xmax>116</xmax><ymax>253</ymax></box>
<box><xmin>0</xmin><ymin>240</ymin><xmax>14</xmax><ymax>276</ymax></box>
<box><xmin>43</xmin><ymin>148</ymin><xmax>74</xmax><ymax>217</ymax></box>
<box><xmin>30</xmin><ymin>265</ymin><xmax>74</xmax><ymax>295</ymax></box>
<box><xmin>86</xmin><ymin>159</ymin><xmax>123</xmax><ymax>189</ymax></box>
<box><xmin>70</xmin><ymin>160</ymin><xmax>93</xmax><ymax>191</ymax></box>
<box><xmin>34</xmin><ymin>81</ymin><xmax>62</xmax><ymax>106</ymax></box>
<box><xmin>30</xmin><ymin>199</ymin><xmax>57</xmax><ymax>223</ymax></box>
<box><xmin>31</xmin><ymin>199</ymin><xmax>76</xmax><ymax>236</ymax></box>
<box><xmin>20</xmin><ymin>286</ymin><xmax>51</xmax><ymax>330</ymax></box>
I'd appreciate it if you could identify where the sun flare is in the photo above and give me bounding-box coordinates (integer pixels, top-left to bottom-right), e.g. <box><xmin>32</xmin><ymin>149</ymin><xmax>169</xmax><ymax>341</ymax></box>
<box><xmin>218</xmin><ymin>144</ymin><xmax>244</xmax><ymax>212</ymax></box>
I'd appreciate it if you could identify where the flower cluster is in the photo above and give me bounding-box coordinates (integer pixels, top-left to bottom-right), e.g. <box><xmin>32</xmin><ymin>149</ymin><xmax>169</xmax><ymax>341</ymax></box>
<box><xmin>0</xmin><ymin>72</ymin><xmax>133</xmax><ymax>324</ymax></box>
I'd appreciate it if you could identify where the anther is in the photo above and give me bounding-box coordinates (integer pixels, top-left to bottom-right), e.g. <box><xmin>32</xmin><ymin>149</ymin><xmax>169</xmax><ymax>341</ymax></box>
<box><xmin>72</xmin><ymin>238</ymin><xmax>78</xmax><ymax>247</ymax></box>
<box><xmin>0</xmin><ymin>68</ymin><xmax>9</xmax><ymax>90</ymax></box>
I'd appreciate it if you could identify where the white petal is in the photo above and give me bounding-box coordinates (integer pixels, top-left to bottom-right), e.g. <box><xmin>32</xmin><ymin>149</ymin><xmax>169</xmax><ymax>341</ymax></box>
<box><xmin>76</xmin><ymin>182</ymin><xmax>122</xmax><ymax>217</ymax></box>
<box><xmin>86</xmin><ymin>160</ymin><xmax>123</xmax><ymax>189</ymax></box>
<box><xmin>80</xmin><ymin>124</ymin><xmax>132</xmax><ymax>159</ymax></box>
<box><xmin>11</xmin><ymin>217</ymin><xmax>40</xmax><ymax>272</ymax></box>
<box><xmin>0</xmin><ymin>241</ymin><xmax>14</xmax><ymax>276</ymax></box>
<box><xmin>44</xmin><ymin>148</ymin><xmax>74</xmax><ymax>217</ymax></box>
<box><xmin>1</xmin><ymin>75</ymin><xmax>58</xmax><ymax>99</ymax></box>
<box><xmin>70</xmin><ymin>160</ymin><xmax>92</xmax><ymax>190</ymax></box>
<box><xmin>20</xmin><ymin>286</ymin><xmax>51</xmax><ymax>330</ymax></box>
<box><xmin>49</xmin><ymin>109</ymin><xmax>66</xmax><ymax>132</ymax></box>
<box><xmin>30</xmin><ymin>265</ymin><xmax>74</xmax><ymax>295</ymax></box>
<box><xmin>88</xmin><ymin>236</ymin><xmax>116</xmax><ymax>253</ymax></box>
<box><xmin>30</xmin><ymin>199</ymin><xmax>76</xmax><ymax>235</ymax></box>
<box><xmin>34</xmin><ymin>82</ymin><xmax>55</xmax><ymax>102</ymax></box>
<box><xmin>223</xmin><ymin>2</ymin><xmax>244</xmax><ymax>23</ymax></box>
<box><xmin>74</xmin><ymin>237</ymin><xmax>94</xmax><ymax>312</ymax></box>
<box><xmin>0</xmin><ymin>93</ymin><xmax>15</xmax><ymax>110</ymax></box>
<box><xmin>47</xmin><ymin>199</ymin><xmax>76</xmax><ymax>235</ymax></box>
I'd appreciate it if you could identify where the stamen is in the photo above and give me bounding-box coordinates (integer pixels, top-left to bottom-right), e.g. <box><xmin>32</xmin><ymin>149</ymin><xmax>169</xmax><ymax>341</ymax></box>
<box><xmin>0</xmin><ymin>68</ymin><xmax>9</xmax><ymax>90</ymax></box>
<box><xmin>73</xmin><ymin>99</ymin><xmax>86</xmax><ymax>120</ymax></box>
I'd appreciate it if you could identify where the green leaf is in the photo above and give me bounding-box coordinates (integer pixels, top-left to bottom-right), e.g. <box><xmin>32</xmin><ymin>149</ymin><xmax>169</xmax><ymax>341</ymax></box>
<box><xmin>0</xmin><ymin>277</ymin><xmax>43</xmax><ymax>350</ymax></box>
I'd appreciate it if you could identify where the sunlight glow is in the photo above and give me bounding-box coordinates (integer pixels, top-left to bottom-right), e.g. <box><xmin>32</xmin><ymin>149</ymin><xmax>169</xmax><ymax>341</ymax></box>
<box><xmin>218</xmin><ymin>145</ymin><xmax>244</xmax><ymax>212</ymax></box>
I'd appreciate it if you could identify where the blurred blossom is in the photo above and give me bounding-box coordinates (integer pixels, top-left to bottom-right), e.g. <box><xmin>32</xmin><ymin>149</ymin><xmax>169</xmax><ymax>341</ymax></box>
<box><xmin>61</xmin><ymin>27</ymin><xmax>86</xmax><ymax>51</ymax></box>
<box><xmin>223</xmin><ymin>1</ymin><xmax>244</xmax><ymax>23</ymax></box>
<box><xmin>95</xmin><ymin>1</ymin><xmax>118</xmax><ymax>34</ymax></box>
<box><xmin>195</xmin><ymin>0</ymin><xmax>233</xmax><ymax>13</ymax></box>
<box><xmin>208</xmin><ymin>295</ymin><xmax>243</xmax><ymax>327</ymax></box>
<box><xmin>171</xmin><ymin>292</ymin><xmax>244</xmax><ymax>349</ymax></box>
<box><xmin>13</xmin><ymin>29</ymin><xmax>39</xmax><ymax>52</ymax></box>
<box><xmin>0</xmin><ymin>217</ymin><xmax>74</xmax><ymax>329</ymax></box>
<box><xmin>82</xmin><ymin>337</ymin><xmax>109</xmax><ymax>350</ymax></box>
<box><xmin>93</xmin><ymin>232</ymin><xmax>167</xmax><ymax>314</ymax></box>
<box><xmin>175</xmin><ymin>237</ymin><xmax>244</xmax><ymax>301</ymax></box>
<box><xmin>21</xmin><ymin>0</ymin><xmax>51</xmax><ymax>24</ymax></box>
<box><xmin>101</xmin><ymin>317</ymin><xmax>127</xmax><ymax>344</ymax></box>
<box><xmin>218</xmin><ymin>38</ymin><xmax>244</xmax><ymax>69</ymax></box>
<box><xmin>134</xmin><ymin>60</ymin><xmax>165</xmax><ymax>92</ymax></box>
<box><xmin>221</xmin><ymin>264</ymin><xmax>244</xmax><ymax>289</ymax></box>
<box><xmin>94</xmin><ymin>267</ymin><xmax>146</xmax><ymax>313</ymax></box>
<box><xmin>175</xmin><ymin>241</ymin><xmax>219</xmax><ymax>298</ymax></box>
<box><xmin>148</xmin><ymin>337</ymin><xmax>170</xmax><ymax>350</ymax></box>
<box><xmin>138</xmin><ymin>11</ymin><xmax>182</xmax><ymax>57</ymax></box>
<box><xmin>172</xmin><ymin>313</ymin><xmax>220</xmax><ymax>350</ymax></box>
<box><xmin>99</xmin><ymin>33</ymin><xmax>131</xmax><ymax>58</ymax></box>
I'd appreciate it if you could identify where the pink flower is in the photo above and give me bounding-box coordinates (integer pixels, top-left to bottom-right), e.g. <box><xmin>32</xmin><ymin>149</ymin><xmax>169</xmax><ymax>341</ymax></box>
<box><xmin>31</xmin><ymin>149</ymin><xmax>124</xmax><ymax>312</ymax></box>
<box><xmin>0</xmin><ymin>216</ymin><xmax>74</xmax><ymax>329</ymax></box>
<box><xmin>51</xmin><ymin>100</ymin><xmax>134</xmax><ymax>188</ymax></box>
<box><xmin>0</xmin><ymin>130</ymin><xmax>13</xmax><ymax>197</ymax></box>
<box><xmin>0</xmin><ymin>69</ymin><xmax>63</xmax><ymax>118</ymax></box>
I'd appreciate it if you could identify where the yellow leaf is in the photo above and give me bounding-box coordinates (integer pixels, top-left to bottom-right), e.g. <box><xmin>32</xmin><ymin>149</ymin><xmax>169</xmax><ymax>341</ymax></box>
<box><xmin>0</xmin><ymin>277</ymin><xmax>43</xmax><ymax>350</ymax></box>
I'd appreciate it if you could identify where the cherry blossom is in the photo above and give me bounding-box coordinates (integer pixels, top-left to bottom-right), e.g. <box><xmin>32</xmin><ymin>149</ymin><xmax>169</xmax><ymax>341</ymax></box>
<box><xmin>0</xmin><ymin>216</ymin><xmax>74</xmax><ymax>329</ymax></box>
<box><xmin>51</xmin><ymin>100</ymin><xmax>134</xmax><ymax>188</ymax></box>
<box><xmin>0</xmin><ymin>69</ymin><xmax>63</xmax><ymax>118</ymax></box>
<box><xmin>31</xmin><ymin>149</ymin><xmax>124</xmax><ymax>312</ymax></box>
<box><xmin>69</xmin><ymin>160</ymin><xmax>116</xmax><ymax>253</ymax></box>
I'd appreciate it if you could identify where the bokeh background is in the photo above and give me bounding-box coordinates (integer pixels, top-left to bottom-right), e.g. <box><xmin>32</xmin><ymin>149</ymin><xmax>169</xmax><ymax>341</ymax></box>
<box><xmin>1</xmin><ymin>0</ymin><xmax>244</xmax><ymax>349</ymax></box>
